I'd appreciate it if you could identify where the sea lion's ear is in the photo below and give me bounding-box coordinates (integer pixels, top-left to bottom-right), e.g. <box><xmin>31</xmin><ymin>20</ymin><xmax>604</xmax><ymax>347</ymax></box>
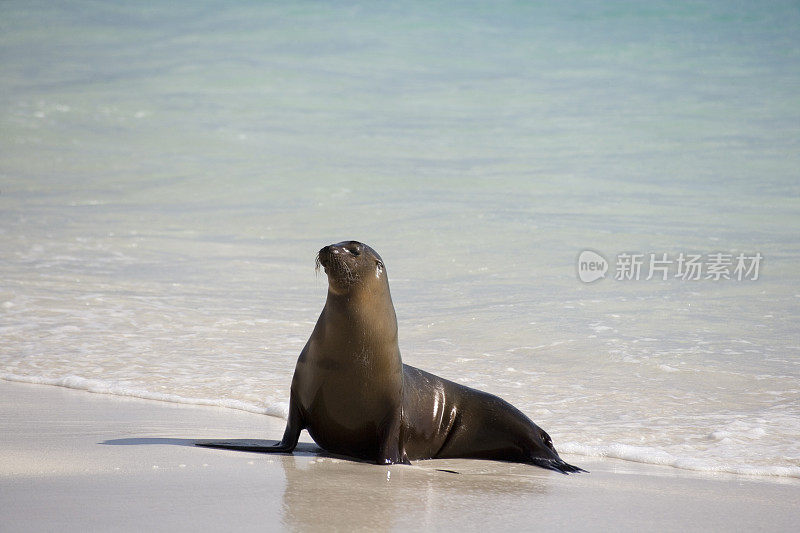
<box><xmin>376</xmin><ymin>260</ymin><xmax>384</xmax><ymax>277</ymax></box>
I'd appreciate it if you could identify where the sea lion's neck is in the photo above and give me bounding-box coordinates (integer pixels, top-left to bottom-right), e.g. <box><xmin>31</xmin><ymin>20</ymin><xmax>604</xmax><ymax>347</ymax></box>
<box><xmin>322</xmin><ymin>288</ymin><xmax>398</xmax><ymax>346</ymax></box>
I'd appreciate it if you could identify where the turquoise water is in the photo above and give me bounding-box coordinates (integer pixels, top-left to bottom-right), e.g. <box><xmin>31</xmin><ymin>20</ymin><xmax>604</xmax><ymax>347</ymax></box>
<box><xmin>1</xmin><ymin>1</ymin><xmax>799</xmax><ymax>478</ymax></box>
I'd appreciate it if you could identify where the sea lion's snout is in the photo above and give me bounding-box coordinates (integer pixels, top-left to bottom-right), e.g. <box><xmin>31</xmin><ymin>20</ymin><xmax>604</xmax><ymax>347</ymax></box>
<box><xmin>316</xmin><ymin>245</ymin><xmax>341</xmax><ymax>270</ymax></box>
<box><xmin>317</xmin><ymin>241</ymin><xmax>368</xmax><ymax>286</ymax></box>
<box><xmin>318</xmin><ymin>241</ymin><xmax>364</xmax><ymax>268</ymax></box>
<box><xmin>317</xmin><ymin>245</ymin><xmax>332</xmax><ymax>269</ymax></box>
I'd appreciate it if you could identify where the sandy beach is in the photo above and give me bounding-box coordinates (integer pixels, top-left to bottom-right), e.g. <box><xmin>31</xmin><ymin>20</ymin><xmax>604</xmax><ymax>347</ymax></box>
<box><xmin>1</xmin><ymin>380</ymin><xmax>797</xmax><ymax>532</ymax></box>
<box><xmin>2</xmin><ymin>2</ymin><xmax>799</xmax><ymax>532</ymax></box>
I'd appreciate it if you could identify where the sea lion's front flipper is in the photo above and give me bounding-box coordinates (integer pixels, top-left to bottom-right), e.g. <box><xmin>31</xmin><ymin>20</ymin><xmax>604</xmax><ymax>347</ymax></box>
<box><xmin>376</xmin><ymin>408</ymin><xmax>410</xmax><ymax>465</ymax></box>
<box><xmin>195</xmin><ymin>439</ymin><xmax>287</xmax><ymax>452</ymax></box>
<box><xmin>196</xmin><ymin>395</ymin><xmax>304</xmax><ymax>453</ymax></box>
<box><xmin>273</xmin><ymin>395</ymin><xmax>304</xmax><ymax>451</ymax></box>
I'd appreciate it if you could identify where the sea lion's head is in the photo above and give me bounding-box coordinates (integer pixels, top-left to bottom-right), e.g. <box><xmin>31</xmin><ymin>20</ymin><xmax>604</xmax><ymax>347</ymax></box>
<box><xmin>316</xmin><ymin>240</ymin><xmax>386</xmax><ymax>295</ymax></box>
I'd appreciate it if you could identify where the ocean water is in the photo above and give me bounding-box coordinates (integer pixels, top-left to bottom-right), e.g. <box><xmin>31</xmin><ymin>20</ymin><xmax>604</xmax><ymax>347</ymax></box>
<box><xmin>1</xmin><ymin>1</ymin><xmax>799</xmax><ymax>479</ymax></box>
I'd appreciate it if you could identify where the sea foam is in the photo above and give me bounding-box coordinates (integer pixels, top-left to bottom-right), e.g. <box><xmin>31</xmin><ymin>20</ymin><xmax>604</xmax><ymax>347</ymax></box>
<box><xmin>559</xmin><ymin>442</ymin><xmax>800</xmax><ymax>479</ymax></box>
<box><xmin>0</xmin><ymin>373</ymin><xmax>290</xmax><ymax>420</ymax></box>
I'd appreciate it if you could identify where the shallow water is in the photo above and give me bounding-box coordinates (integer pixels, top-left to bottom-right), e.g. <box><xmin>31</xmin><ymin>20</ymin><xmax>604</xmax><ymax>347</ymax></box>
<box><xmin>1</xmin><ymin>1</ymin><xmax>799</xmax><ymax>478</ymax></box>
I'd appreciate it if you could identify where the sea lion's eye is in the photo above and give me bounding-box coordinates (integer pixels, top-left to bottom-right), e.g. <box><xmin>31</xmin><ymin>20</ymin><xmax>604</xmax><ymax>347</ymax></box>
<box><xmin>376</xmin><ymin>261</ymin><xmax>384</xmax><ymax>271</ymax></box>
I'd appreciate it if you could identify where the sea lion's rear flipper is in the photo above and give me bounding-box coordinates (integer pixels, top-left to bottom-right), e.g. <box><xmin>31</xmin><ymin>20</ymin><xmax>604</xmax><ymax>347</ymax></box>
<box><xmin>529</xmin><ymin>456</ymin><xmax>588</xmax><ymax>475</ymax></box>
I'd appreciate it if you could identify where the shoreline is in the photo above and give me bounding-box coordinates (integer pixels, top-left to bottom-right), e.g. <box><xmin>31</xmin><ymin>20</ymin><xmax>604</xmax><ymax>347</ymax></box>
<box><xmin>2</xmin><ymin>380</ymin><xmax>798</xmax><ymax>531</ymax></box>
<box><xmin>3</xmin><ymin>373</ymin><xmax>796</xmax><ymax>480</ymax></box>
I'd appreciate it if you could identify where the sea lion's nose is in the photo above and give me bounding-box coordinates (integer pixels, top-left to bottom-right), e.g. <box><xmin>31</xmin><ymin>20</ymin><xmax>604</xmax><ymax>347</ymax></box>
<box><xmin>317</xmin><ymin>246</ymin><xmax>336</xmax><ymax>268</ymax></box>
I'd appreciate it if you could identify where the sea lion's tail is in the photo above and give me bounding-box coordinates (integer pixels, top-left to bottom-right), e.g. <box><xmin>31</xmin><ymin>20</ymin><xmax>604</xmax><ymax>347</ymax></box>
<box><xmin>529</xmin><ymin>456</ymin><xmax>588</xmax><ymax>475</ymax></box>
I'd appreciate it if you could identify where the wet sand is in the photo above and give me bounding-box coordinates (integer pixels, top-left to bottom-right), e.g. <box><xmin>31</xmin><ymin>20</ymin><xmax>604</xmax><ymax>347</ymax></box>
<box><xmin>1</xmin><ymin>381</ymin><xmax>797</xmax><ymax>532</ymax></box>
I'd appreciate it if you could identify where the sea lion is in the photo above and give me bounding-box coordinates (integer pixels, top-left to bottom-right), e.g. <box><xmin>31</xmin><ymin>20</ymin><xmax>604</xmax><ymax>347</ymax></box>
<box><xmin>199</xmin><ymin>241</ymin><xmax>584</xmax><ymax>474</ymax></box>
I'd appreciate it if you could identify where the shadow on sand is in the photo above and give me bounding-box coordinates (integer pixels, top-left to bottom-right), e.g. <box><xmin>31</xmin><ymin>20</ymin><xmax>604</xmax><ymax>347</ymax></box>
<box><xmin>100</xmin><ymin>438</ymin><xmax>326</xmax><ymax>457</ymax></box>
